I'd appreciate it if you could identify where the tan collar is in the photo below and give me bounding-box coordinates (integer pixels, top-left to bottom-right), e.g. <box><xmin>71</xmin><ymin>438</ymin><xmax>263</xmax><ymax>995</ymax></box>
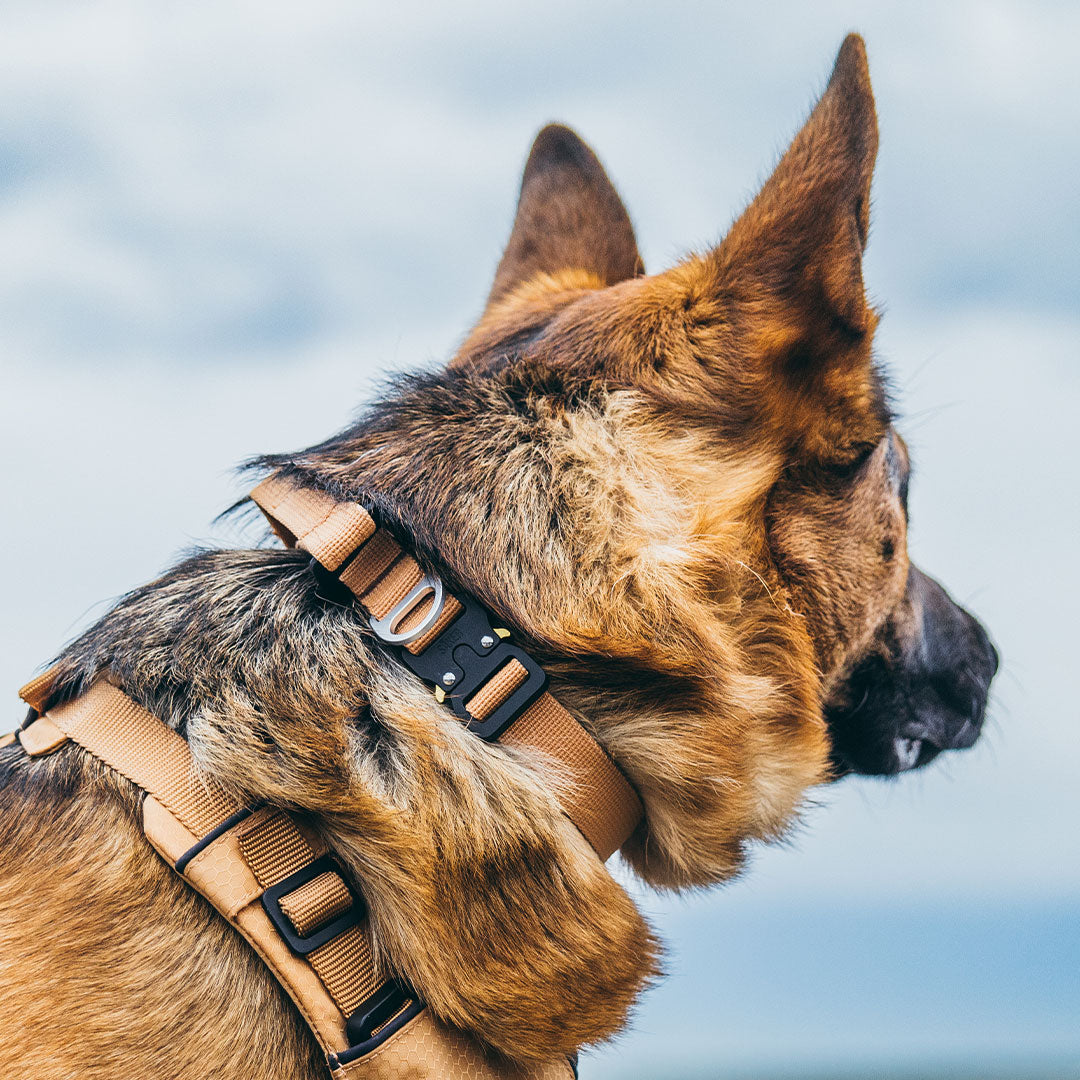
<box><xmin>249</xmin><ymin>471</ymin><xmax>642</xmax><ymax>861</ymax></box>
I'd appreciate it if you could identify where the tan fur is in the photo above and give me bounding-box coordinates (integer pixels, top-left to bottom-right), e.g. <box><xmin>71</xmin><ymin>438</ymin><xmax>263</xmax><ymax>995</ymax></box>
<box><xmin>1</xmin><ymin>35</ymin><xmax>991</xmax><ymax>1075</ymax></box>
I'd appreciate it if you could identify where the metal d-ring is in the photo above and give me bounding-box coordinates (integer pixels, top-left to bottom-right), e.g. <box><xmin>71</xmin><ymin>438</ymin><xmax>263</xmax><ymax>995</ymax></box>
<box><xmin>368</xmin><ymin>574</ymin><xmax>446</xmax><ymax>645</ymax></box>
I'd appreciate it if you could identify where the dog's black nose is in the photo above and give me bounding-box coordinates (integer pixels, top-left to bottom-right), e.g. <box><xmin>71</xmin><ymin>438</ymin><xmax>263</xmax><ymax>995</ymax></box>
<box><xmin>966</xmin><ymin>608</ymin><xmax>1000</xmax><ymax>680</ymax></box>
<box><xmin>968</xmin><ymin>616</ymin><xmax>999</xmax><ymax>729</ymax></box>
<box><xmin>826</xmin><ymin>572</ymin><xmax>999</xmax><ymax>776</ymax></box>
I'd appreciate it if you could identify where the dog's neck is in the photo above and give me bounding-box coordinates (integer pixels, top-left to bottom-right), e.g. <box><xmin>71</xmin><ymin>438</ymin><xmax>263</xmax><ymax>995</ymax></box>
<box><xmin>40</xmin><ymin>360</ymin><xmax>827</xmax><ymax>1063</ymax></box>
<box><xmin>254</xmin><ymin>359</ymin><xmax>830</xmax><ymax>886</ymax></box>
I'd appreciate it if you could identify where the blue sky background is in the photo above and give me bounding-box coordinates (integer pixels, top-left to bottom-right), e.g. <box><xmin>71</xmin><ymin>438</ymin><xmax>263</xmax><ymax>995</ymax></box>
<box><xmin>1</xmin><ymin>2</ymin><xmax>1077</xmax><ymax>1076</ymax></box>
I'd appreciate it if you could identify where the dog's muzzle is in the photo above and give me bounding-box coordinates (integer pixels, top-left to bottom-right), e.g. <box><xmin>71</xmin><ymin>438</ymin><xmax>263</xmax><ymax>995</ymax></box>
<box><xmin>826</xmin><ymin>567</ymin><xmax>999</xmax><ymax>776</ymax></box>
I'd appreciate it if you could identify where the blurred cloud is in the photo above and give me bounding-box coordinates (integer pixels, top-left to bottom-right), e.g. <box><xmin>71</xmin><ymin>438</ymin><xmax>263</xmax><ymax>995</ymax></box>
<box><xmin>1</xmin><ymin>0</ymin><xmax>1077</xmax><ymax>362</ymax></box>
<box><xmin>2</xmin><ymin>1</ymin><xmax>1077</xmax><ymax>1073</ymax></box>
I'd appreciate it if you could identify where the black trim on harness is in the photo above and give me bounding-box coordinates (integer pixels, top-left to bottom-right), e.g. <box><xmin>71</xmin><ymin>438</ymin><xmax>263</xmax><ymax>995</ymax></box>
<box><xmin>174</xmin><ymin>805</ymin><xmax>259</xmax><ymax>874</ymax></box>
<box><xmin>333</xmin><ymin>982</ymin><xmax>426</xmax><ymax>1065</ymax></box>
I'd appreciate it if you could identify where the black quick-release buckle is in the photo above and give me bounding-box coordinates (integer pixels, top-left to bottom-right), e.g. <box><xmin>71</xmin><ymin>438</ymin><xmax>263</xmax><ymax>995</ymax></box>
<box><xmin>261</xmin><ymin>854</ymin><xmax>365</xmax><ymax>956</ymax></box>
<box><xmin>382</xmin><ymin>590</ymin><xmax>548</xmax><ymax>741</ymax></box>
<box><xmin>313</xmin><ymin>529</ymin><xmax>549</xmax><ymax>740</ymax></box>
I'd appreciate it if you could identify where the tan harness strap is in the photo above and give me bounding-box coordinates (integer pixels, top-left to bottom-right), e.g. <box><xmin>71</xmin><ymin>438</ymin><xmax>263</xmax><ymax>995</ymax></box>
<box><xmin>45</xmin><ymin>680</ymin><xmax>239</xmax><ymax>836</ymax></box>
<box><xmin>13</xmin><ymin>677</ymin><xmax>575</xmax><ymax>1078</ymax></box>
<box><xmin>338</xmin><ymin>530</ymin><xmax>399</xmax><ymax>594</ymax></box>
<box><xmin>463</xmin><ymin>662</ymin><xmax>640</xmax><ymax>856</ymax></box>
<box><xmin>250</xmin><ymin>473</ymin><xmax>642</xmax><ymax>861</ymax></box>
<box><xmin>504</xmin><ymin>695</ymin><xmax>643</xmax><ymax>865</ymax></box>
<box><xmin>239</xmin><ymin>809</ymin><xmax>316</xmax><ymax>880</ymax></box>
<box><xmin>17</xmin><ymin>713</ymin><xmax>68</xmax><ymax>756</ymax></box>
<box><xmin>465</xmin><ymin>658</ymin><xmax>529</xmax><ymax>721</ymax></box>
<box><xmin>18</xmin><ymin>669</ymin><xmax>56</xmax><ymax>714</ymax></box>
<box><xmin>237</xmin><ymin>810</ymin><xmax>384</xmax><ymax>1017</ymax></box>
<box><xmin>256</xmin><ymin>482</ymin><xmax>377</xmax><ymax>571</ymax></box>
<box><xmin>15</xmin><ymin>677</ymin><xmax>412</xmax><ymax>1070</ymax></box>
<box><xmin>281</xmin><ymin>871</ymin><xmax>354</xmax><ymax>936</ymax></box>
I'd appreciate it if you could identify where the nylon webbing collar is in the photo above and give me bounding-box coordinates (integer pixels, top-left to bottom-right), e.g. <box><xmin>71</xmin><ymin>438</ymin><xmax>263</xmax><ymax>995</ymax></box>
<box><xmin>250</xmin><ymin>472</ymin><xmax>642</xmax><ymax>862</ymax></box>
<box><xmin>9</xmin><ymin>475</ymin><xmax>638</xmax><ymax>1078</ymax></box>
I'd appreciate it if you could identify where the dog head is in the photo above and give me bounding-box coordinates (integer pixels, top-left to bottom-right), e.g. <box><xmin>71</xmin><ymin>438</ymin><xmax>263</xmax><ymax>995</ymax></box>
<box><xmin>453</xmin><ymin>35</ymin><xmax>997</xmax><ymax>782</ymax></box>
<box><xmin>769</xmin><ymin>444</ymin><xmax>999</xmax><ymax>778</ymax></box>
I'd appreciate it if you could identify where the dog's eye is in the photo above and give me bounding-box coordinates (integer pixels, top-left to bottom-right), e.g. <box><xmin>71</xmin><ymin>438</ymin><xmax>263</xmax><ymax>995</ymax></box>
<box><xmin>829</xmin><ymin>443</ymin><xmax>877</xmax><ymax>483</ymax></box>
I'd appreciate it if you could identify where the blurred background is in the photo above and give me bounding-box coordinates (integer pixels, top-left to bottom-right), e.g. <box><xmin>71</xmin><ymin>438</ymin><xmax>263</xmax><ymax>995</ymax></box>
<box><xmin>1</xmin><ymin>1</ymin><xmax>1077</xmax><ymax>1076</ymax></box>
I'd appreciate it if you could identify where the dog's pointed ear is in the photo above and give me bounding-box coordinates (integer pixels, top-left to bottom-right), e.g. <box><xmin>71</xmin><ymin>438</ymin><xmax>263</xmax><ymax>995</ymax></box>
<box><xmin>683</xmin><ymin>34</ymin><xmax>880</xmax><ymax>457</ymax></box>
<box><xmin>487</xmin><ymin>124</ymin><xmax>643</xmax><ymax>306</ymax></box>
<box><xmin>716</xmin><ymin>34</ymin><xmax>877</xmax><ymax>334</ymax></box>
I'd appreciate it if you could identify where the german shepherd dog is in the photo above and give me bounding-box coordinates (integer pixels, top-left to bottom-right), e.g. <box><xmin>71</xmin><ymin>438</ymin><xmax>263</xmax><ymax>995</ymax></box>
<box><xmin>0</xmin><ymin>35</ymin><xmax>997</xmax><ymax>1078</ymax></box>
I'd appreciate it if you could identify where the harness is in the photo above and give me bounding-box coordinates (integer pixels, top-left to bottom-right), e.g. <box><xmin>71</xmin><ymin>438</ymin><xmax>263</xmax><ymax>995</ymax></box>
<box><xmin>10</xmin><ymin>474</ymin><xmax>642</xmax><ymax>1078</ymax></box>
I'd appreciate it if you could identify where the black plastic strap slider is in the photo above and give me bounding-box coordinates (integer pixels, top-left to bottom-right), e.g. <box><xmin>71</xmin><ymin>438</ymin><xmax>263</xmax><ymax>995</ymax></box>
<box><xmin>345</xmin><ymin>980</ymin><xmax>421</xmax><ymax>1048</ymax></box>
<box><xmin>261</xmin><ymin>854</ymin><xmax>364</xmax><ymax>956</ymax></box>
